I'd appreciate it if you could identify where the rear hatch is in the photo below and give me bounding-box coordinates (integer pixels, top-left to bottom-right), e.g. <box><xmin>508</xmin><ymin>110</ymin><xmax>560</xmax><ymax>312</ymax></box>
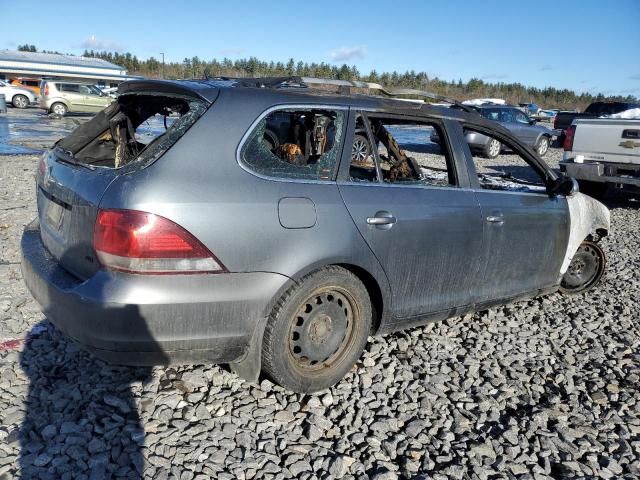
<box><xmin>36</xmin><ymin>80</ymin><xmax>215</xmax><ymax>279</ymax></box>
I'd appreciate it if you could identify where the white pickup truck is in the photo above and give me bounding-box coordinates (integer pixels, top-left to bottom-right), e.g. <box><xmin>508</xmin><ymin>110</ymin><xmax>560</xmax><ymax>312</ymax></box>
<box><xmin>559</xmin><ymin>118</ymin><xmax>640</xmax><ymax>197</ymax></box>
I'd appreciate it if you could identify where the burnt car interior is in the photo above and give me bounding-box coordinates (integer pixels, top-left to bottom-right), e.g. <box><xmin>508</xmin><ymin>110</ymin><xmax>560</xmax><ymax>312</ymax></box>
<box><xmin>242</xmin><ymin>108</ymin><xmax>344</xmax><ymax>180</ymax></box>
<box><xmin>54</xmin><ymin>94</ymin><xmax>207</xmax><ymax>169</ymax></box>
<box><xmin>348</xmin><ymin>117</ymin><xmax>454</xmax><ymax>187</ymax></box>
<box><xmin>262</xmin><ymin>110</ymin><xmax>337</xmax><ymax>165</ymax></box>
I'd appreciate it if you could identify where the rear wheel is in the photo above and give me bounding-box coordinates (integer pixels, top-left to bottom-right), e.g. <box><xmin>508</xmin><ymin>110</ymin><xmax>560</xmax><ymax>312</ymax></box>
<box><xmin>536</xmin><ymin>136</ymin><xmax>550</xmax><ymax>156</ymax></box>
<box><xmin>484</xmin><ymin>138</ymin><xmax>501</xmax><ymax>158</ymax></box>
<box><xmin>12</xmin><ymin>94</ymin><xmax>29</xmax><ymax>109</ymax></box>
<box><xmin>50</xmin><ymin>102</ymin><xmax>67</xmax><ymax>116</ymax></box>
<box><xmin>560</xmin><ymin>241</ymin><xmax>605</xmax><ymax>294</ymax></box>
<box><xmin>262</xmin><ymin>266</ymin><xmax>372</xmax><ymax>392</ymax></box>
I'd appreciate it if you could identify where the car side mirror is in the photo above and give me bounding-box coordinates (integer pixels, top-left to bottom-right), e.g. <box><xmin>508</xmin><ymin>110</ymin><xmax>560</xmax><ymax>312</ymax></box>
<box><xmin>529</xmin><ymin>119</ymin><xmax>537</xmax><ymax>125</ymax></box>
<box><xmin>551</xmin><ymin>176</ymin><xmax>579</xmax><ymax>197</ymax></box>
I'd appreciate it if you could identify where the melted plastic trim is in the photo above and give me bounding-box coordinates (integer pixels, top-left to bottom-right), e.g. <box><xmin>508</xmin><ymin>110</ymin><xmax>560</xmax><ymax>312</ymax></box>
<box><xmin>561</xmin><ymin>193</ymin><xmax>610</xmax><ymax>274</ymax></box>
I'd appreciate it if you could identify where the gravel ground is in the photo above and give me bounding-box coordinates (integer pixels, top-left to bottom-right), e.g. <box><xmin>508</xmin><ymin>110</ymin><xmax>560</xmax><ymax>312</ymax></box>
<box><xmin>1</xmin><ymin>111</ymin><xmax>640</xmax><ymax>479</ymax></box>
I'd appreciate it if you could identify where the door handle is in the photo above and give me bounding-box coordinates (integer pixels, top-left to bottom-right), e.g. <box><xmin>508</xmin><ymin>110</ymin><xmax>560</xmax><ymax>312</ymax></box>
<box><xmin>486</xmin><ymin>215</ymin><xmax>504</xmax><ymax>225</ymax></box>
<box><xmin>367</xmin><ymin>211</ymin><xmax>396</xmax><ymax>229</ymax></box>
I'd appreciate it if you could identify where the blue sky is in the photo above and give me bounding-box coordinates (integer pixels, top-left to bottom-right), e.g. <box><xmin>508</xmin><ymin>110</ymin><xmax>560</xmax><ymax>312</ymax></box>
<box><xmin>2</xmin><ymin>0</ymin><xmax>639</xmax><ymax>97</ymax></box>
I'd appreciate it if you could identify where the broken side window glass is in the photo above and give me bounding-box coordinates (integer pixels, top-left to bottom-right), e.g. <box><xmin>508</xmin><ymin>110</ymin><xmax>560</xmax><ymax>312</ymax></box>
<box><xmin>362</xmin><ymin>116</ymin><xmax>455</xmax><ymax>187</ymax></box>
<box><xmin>348</xmin><ymin>115</ymin><xmax>378</xmax><ymax>182</ymax></box>
<box><xmin>463</xmin><ymin>127</ymin><xmax>547</xmax><ymax>194</ymax></box>
<box><xmin>241</xmin><ymin>108</ymin><xmax>345</xmax><ymax>181</ymax></box>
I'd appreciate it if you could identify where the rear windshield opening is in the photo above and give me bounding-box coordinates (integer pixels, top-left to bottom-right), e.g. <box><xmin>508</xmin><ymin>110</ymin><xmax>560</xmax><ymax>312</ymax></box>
<box><xmin>55</xmin><ymin>93</ymin><xmax>207</xmax><ymax>169</ymax></box>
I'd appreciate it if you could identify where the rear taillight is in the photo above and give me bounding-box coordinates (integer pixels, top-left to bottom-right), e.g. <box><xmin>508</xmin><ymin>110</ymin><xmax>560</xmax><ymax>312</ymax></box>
<box><xmin>44</xmin><ymin>84</ymin><xmax>49</xmax><ymax>96</ymax></box>
<box><xmin>563</xmin><ymin>125</ymin><xmax>576</xmax><ymax>151</ymax></box>
<box><xmin>93</xmin><ymin>209</ymin><xmax>226</xmax><ymax>274</ymax></box>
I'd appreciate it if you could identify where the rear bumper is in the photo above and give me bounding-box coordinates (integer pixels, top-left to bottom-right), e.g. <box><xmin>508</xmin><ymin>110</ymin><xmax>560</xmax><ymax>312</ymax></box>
<box><xmin>21</xmin><ymin>220</ymin><xmax>290</xmax><ymax>366</ymax></box>
<box><xmin>560</xmin><ymin>159</ymin><xmax>640</xmax><ymax>188</ymax></box>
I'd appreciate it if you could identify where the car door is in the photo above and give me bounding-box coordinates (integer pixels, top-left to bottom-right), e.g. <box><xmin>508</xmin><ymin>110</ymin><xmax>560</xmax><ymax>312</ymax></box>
<box><xmin>59</xmin><ymin>84</ymin><xmax>85</xmax><ymax>111</ymax></box>
<box><xmin>79</xmin><ymin>85</ymin><xmax>109</xmax><ymax>112</ymax></box>
<box><xmin>513</xmin><ymin>109</ymin><xmax>538</xmax><ymax>145</ymax></box>
<box><xmin>338</xmin><ymin>111</ymin><xmax>485</xmax><ymax>320</ymax></box>
<box><xmin>461</xmin><ymin>123</ymin><xmax>569</xmax><ymax>302</ymax></box>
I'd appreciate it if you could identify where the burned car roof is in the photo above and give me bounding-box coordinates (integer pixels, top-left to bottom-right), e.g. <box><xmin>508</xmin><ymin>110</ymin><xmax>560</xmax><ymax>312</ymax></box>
<box><xmin>117</xmin><ymin>78</ymin><xmax>518</xmax><ymax>139</ymax></box>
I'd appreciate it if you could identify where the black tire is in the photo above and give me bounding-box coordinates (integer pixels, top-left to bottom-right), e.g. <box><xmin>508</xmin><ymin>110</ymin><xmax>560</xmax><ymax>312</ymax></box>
<box><xmin>50</xmin><ymin>102</ymin><xmax>68</xmax><ymax>116</ymax></box>
<box><xmin>351</xmin><ymin>133</ymin><xmax>371</xmax><ymax>163</ymax></box>
<box><xmin>559</xmin><ymin>240</ymin><xmax>606</xmax><ymax>294</ymax></box>
<box><xmin>483</xmin><ymin>138</ymin><xmax>501</xmax><ymax>158</ymax></box>
<box><xmin>12</xmin><ymin>94</ymin><xmax>29</xmax><ymax>109</ymax></box>
<box><xmin>262</xmin><ymin>266</ymin><xmax>372</xmax><ymax>393</ymax></box>
<box><xmin>578</xmin><ymin>180</ymin><xmax>608</xmax><ymax>199</ymax></box>
<box><xmin>535</xmin><ymin>136</ymin><xmax>550</xmax><ymax>156</ymax></box>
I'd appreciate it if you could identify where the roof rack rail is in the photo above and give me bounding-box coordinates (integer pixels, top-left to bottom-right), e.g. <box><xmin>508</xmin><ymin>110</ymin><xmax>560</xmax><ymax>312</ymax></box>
<box><xmin>205</xmin><ymin>76</ymin><xmax>474</xmax><ymax>112</ymax></box>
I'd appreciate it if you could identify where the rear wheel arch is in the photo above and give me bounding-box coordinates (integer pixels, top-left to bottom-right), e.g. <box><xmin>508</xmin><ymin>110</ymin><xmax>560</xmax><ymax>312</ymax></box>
<box><xmin>283</xmin><ymin>260</ymin><xmax>390</xmax><ymax>332</ymax></box>
<box><xmin>336</xmin><ymin>263</ymin><xmax>384</xmax><ymax>334</ymax></box>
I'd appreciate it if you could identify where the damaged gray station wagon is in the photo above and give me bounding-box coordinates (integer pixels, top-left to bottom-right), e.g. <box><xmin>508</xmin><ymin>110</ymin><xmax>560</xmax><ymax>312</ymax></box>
<box><xmin>21</xmin><ymin>77</ymin><xmax>611</xmax><ymax>392</ymax></box>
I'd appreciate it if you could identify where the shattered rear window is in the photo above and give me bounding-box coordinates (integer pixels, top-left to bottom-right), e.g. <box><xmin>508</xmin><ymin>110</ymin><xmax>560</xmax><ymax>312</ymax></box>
<box><xmin>241</xmin><ymin>108</ymin><xmax>345</xmax><ymax>181</ymax></box>
<box><xmin>55</xmin><ymin>93</ymin><xmax>207</xmax><ymax>169</ymax></box>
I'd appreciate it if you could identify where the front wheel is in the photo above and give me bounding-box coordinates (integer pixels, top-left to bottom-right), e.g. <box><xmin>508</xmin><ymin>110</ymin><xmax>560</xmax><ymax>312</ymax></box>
<box><xmin>484</xmin><ymin>138</ymin><xmax>501</xmax><ymax>158</ymax></box>
<box><xmin>560</xmin><ymin>241</ymin><xmax>606</xmax><ymax>294</ymax></box>
<box><xmin>12</xmin><ymin>94</ymin><xmax>29</xmax><ymax>109</ymax></box>
<box><xmin>262</xmin><ymin>266</ymin><xmax>372</xmax><ymax>393</ymax></box>
<box><xmin>536</xmin><ymin>136</ymin><xmax>550</xmax><ymax>156</ymax></box>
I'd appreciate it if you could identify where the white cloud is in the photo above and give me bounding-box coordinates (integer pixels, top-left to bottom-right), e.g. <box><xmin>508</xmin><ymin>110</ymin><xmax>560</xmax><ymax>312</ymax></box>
<box><xmin>76</xmin><ymin>35</ymin><xmax>125</xmax><ymax>52</ymax></box>
<box><xmin>328</xmin><ymin>46</ymin><xmax>367</xmax><ymax>62</ymax></box>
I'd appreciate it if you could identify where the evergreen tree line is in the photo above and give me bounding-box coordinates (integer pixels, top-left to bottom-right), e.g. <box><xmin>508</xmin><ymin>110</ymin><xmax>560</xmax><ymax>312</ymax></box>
<box><xmin>21</xmin><ymin>45</ymin><xmax>637</xmax><ymax>110</ymax></box>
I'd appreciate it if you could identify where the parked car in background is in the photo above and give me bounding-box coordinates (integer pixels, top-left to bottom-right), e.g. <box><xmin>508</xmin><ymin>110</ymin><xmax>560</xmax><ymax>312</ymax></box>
<box><xmin>432</xmin><ymin>105</ymin><xmax>553</xmax><ymax>157</ymax></box>
<box><xmin>10</xmin><ymin>77</ymin><xmax>41</xmax><ymax>97</ymax></box>
<box><xmin>39</xmin><ymin>80</ymin><xmax>115</xmax><ymax>115</ymax></box>
<box><xmin>21</xmin><ymin>77</ymin><xmax>609</xmax><ymax>393</ymax></box>
<box><xmin>537</xmin><ymin>109</ymin><xmax>559</xmax><ymax>122</ymax></box>
<box><xmin>560</xmin><ymin>117</ymin><xmax>640</xmax><ymax>197</ymax></box>
<box><xmin>554</xmin><ymin>102</ymin><xmax>640</xmax><ymax>141</ymax></box>
<box><xmin>518</xmin><ymin>103</ymin><xmax>541</xmax><ymax>116</ymax></box>
<box><xmin>0</xmin><ymin>79</ymin><xmax>37</xmax><ymax>108</ymax></box>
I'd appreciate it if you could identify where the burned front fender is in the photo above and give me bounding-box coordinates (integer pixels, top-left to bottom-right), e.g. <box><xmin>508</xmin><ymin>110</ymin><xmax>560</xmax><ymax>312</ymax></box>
<box><xmin>561</xmin><ymin>193</ymin><xmax>611</xmax><ymax>274</ymax></box>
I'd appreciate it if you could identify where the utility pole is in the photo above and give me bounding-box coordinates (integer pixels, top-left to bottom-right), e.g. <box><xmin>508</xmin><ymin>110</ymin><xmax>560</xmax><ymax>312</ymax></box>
<box><xmin>160</xmin><ymin>52</ymin><xmax>165</xmax><ymax>79</ymax></box>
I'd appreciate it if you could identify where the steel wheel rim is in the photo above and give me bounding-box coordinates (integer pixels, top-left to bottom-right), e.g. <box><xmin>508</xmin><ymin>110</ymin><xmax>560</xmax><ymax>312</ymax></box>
<box><xmin>489</xmin><ymin>139</ymin><xmax>500</xmax><ymax>156</ymax></box>
<box><xmin>561</xmin><ymin>243</ymin><xmax>603</xmax><ymax>291</ymax></box>
<box><xmin>352</xmin><ymin>138</ymin><xmax>369</xmax><ymax>162</ymax></box>
<box><xmin>53</xmin><ymin>104</ymin><xmax>65</xmax><ymax>115</ymax></box>
<box><xmin>15</xmin><ymin>96</ymin><xmax>27</xmax><ymax>108</ymax></box>
<box><xmin>537</xmin><ymin>138</ymin><xmax>549</xmax><ymax>155</ymax></box>
<box><xmin>288</xmin><ymin>287</ymin><xmax>357</xmax><ymax>373</ymax></box>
